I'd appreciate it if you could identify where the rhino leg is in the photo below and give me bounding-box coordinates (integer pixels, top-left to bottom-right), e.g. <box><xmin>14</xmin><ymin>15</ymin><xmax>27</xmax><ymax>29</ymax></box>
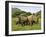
<box><xmin>16</xmin><ymin>21</ymin><xmax>19</xmax><ymax>25</ymax></box>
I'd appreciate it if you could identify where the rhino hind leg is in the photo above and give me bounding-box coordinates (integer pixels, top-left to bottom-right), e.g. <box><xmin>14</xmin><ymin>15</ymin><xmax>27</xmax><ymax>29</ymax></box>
<box><xmin>30</xmin><ymin>21</ymin><xmax>35</xmax><ymax>26</ymax></box>
<box><xmin>16</xmin><ymin>21</ymin><xmax>19</xmax><ymax>25</ymax></box>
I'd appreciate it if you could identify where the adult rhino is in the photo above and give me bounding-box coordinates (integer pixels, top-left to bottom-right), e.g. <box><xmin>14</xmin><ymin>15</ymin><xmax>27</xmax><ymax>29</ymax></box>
<box><xmin>19</xmin><ymin>15</ymin><xmax>28</xmax><ymax>25</ymax></box>
<box><xmin>27</xmin><ymin>15</ymin><xmax>38</xmax><ymax>26</ymax></box>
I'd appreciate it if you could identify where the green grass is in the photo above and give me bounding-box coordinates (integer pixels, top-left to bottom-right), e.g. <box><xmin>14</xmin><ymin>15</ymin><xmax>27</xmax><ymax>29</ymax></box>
<box><xmin>12</xmin><ymin>17</ymin><xmax>41</xmax><ymax>31</ymax></box>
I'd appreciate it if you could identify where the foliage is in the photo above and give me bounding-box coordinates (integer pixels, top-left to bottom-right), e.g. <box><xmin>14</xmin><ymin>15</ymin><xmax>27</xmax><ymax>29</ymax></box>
<box><xmin>12</xmin><ymin>8</ymin><xmax>32</xmax><ymax>17</ymax></box>
<box><xmin>35</xmin><ymin>10</ymin><xmax>41</xmax><ymax>18</ymax></box>
<box><xmin>12</xmin><ymin>8</ymin><xmax>41</xmax><ymax>17</ymax></box>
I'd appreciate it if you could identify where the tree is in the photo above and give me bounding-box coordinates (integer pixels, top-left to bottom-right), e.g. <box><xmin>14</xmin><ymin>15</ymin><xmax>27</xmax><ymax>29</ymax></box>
<box><xmin>12</xmin><ymin>8</ymin><xmax>22</xmax><ymax>17</ymax></box>
<box><xmin>26</xmin><ymin>12</ymin><xmax>32</xmax><ymax>16</ymax></box>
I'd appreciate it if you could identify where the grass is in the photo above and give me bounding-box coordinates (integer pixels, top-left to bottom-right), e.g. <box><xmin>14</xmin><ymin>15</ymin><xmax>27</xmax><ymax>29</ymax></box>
<box><xmin>12</xmin><ymin>17</ymin><xmax>41</xmax><ymax>31</ymax></box>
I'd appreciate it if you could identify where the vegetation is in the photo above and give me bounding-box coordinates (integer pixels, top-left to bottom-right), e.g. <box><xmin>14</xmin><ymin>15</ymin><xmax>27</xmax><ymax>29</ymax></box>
<box><xmin>12</xmin><ymin>8</ymin><xmax>32</xmax><ymax>17</ymax></box>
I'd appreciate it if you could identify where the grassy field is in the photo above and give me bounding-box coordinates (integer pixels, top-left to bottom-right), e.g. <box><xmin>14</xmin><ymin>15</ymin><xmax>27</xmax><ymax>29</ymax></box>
<box><xmin>12</xmin><ymin>17</ymin><xmax>41</xmax><ymax>31</ymax></box>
